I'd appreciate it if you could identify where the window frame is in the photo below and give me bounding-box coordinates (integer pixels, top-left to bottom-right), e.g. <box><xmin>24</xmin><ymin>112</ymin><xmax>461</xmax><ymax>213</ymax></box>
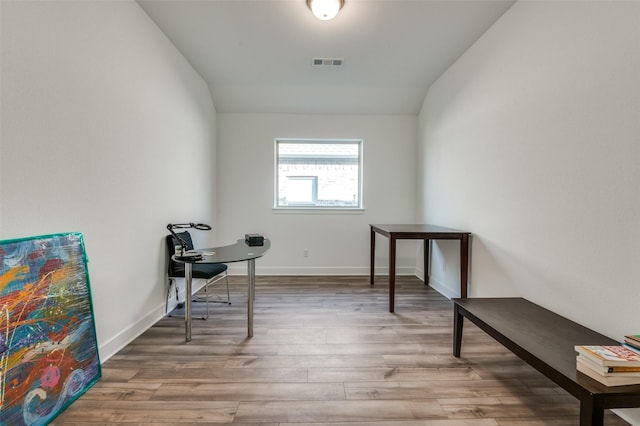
<box><xmin>274</xmin><ymin>138</ymin><xmax>364</xmax><ymax>211</ymax></box>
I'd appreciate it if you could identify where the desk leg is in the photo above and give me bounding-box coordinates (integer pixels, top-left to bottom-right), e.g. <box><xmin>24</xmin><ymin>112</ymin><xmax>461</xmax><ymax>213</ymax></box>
<box><xmin>389</xmin><ymin>235</ymin><xmax>396</xmax><ymax>313</ymax></box>
<box><xmin>424</xmin><ymin>239</ymin><xmax>430</xmax><ymax>286</ymax></box>
<box><xmin>370</xmin><ymin>227</ymin><xmax>375</xmax><ymax>285</ymax></box>
<box><xmin>579</xmin><ymin>393</ymin><xmax>604</xmax><ymax>426</ymax></box>
<box><xmin>248</xmin><ymin>259</ymin><xmax>255</xmax><ymax>338</ymax></box>
<box><xmin>453</xmin><ymin>303</ymin><xmax>463</xmax><ymax>357</ymax></box>
<box><xmin>460</xmin><ymin>234</ymin><xmax>470</xmax><ymax>299</ymax></box>
<box><xmin>185</xmin><ymin>262</ymin><xmax>193</xmax><ymax>343</ymax></box>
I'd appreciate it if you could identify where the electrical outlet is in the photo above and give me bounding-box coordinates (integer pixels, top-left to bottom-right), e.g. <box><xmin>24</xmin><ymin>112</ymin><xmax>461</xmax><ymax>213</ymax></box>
<box><xmin>303</xmin><ymin>249</ymin><xmax>309</xmax><ymax>258</ymax></box>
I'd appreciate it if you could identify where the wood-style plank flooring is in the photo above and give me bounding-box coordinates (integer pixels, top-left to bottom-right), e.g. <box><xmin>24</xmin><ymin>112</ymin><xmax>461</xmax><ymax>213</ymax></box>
<box><xmin>53</xmin><ymin>276</ymin><xmax>630</xmax><ymax>425</ymax></box>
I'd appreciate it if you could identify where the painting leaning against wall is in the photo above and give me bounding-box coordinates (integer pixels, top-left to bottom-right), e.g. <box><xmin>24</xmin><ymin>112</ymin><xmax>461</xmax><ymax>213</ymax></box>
<box><xmin>0</xmin><ymin>233</ymin><xmax>101</xmax><ymax>425</ymax></box>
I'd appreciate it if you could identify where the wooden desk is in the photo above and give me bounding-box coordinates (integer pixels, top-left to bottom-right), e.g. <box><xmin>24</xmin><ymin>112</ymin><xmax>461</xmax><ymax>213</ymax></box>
<box><xmin>370</xmin><ymin>224</ymin><xmax>471</xmax><ymax>312</ymax></box>
<box><xmin>453</xmin><ymin>297</ymin><xmax>640</xmax><ymax>426</ymax></box>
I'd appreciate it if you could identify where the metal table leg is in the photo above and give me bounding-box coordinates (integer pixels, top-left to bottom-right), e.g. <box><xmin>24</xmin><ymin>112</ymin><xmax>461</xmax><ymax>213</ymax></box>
<box><xmin>248</xmin><ymin>259</ymin><xmax>255</xmax><ymax>337</ymax></box>
<box><xmin>185</xmin><ymin>262</ymin><xmax>192</xmax><ymax>342</ymax></box>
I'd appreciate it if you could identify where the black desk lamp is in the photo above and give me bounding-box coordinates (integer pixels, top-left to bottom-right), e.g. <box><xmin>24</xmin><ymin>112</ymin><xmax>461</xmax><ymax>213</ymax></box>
<box><xmin>167</xmin><ymin>222</ymin><xmax>211</xmax><ymax>261</ymax></box>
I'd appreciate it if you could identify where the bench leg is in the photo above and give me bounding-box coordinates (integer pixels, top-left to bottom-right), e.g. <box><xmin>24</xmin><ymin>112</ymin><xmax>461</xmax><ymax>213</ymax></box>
<box><xmin>580</xmin><ymin>393</ymin><xmax>604</xmax><ymax>426</ymax></box>
<box><xmin>453</xmin><ymin>303</ymin><xmax>464</xmax><ymax>357</ymax></box>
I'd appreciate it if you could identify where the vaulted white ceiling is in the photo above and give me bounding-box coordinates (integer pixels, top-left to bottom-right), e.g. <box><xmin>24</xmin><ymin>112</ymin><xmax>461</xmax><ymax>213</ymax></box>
<box><xmin>137</xmin><ymin>0</ymin><xmax>514</xmax><ymax>115</ymax></box>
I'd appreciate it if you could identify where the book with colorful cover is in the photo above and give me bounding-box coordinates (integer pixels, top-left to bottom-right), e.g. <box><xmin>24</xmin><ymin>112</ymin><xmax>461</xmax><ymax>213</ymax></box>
<box><xmin>577</xmin><ymin>361</ymin><xmax>640</xmax><ymax>386</ymax></box>
<box><xmin>626</xmin><ymin>335</ymin><xmax>640</xmax><ymax>344</ymax></box>
<box><xmin>574</xmin><ymin>345</ymin><xmax>640</xmax><ymax>367</ymax></box>
<box><xmin>624</xmin><ymin>335</ymin><xmax>640</xmax><ymax>351</ymax></box>
<box><xmin>577</xmin><ymin>355</ymin><xmax>640</xmax><ymax>376</ymax></box>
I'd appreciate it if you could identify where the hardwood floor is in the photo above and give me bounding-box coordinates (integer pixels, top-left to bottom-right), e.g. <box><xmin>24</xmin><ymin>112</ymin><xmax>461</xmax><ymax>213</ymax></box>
<box><xmin>53</xmin><ymin>276</ymin><xmax>630</xmax><ymax>425</ymax></box>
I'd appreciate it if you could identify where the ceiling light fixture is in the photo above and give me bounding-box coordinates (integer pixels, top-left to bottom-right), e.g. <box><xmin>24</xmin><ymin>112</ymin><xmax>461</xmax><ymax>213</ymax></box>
<box><xmin>307</xmin><ymin>0</ymin><xmax>345</xmax><ymax>21</ymax></box>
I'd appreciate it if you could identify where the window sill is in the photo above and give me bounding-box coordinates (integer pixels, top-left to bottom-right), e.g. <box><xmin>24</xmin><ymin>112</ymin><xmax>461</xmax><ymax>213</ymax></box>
<box><xmin>272</xmin><ymin>207</ymin><xmax>365</xmax><ymax>215</ymax></box>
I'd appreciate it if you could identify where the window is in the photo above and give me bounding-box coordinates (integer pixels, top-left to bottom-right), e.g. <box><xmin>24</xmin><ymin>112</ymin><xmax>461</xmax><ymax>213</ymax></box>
<box><xmin>275</xmin><ymin>139</ymin><xmax>363</xmax><ymax>209</ymax></box>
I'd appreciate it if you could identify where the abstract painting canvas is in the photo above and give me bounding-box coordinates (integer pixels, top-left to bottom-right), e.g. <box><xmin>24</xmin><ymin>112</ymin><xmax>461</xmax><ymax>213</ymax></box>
<box><xmin>0</xmin><ymin>233</ymin><xmax>101</xmax><ymax>425</ymax></box>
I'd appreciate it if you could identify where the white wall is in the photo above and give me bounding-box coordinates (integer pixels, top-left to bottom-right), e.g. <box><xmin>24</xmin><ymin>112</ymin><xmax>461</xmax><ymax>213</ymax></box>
<box><xmin>0</xmin><ymin>0</ymin><xmax>217</xmax><ymax>360</ymax></box>
<box><xmin>217</xmin><ymin>113</ymin><xmax>418</xmax><ymax>275</ymax></box>
<box><xmin>418</xmin><ymin>1</ymin><xmax>640</xmax><ymax>422</ymax></box>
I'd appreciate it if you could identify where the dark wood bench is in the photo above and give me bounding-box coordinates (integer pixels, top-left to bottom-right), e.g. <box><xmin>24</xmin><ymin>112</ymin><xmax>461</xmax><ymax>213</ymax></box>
<box><xmin>453</xmin><ymin>297</ymin><xmax>640</xmax><ymax>426</ymax></box>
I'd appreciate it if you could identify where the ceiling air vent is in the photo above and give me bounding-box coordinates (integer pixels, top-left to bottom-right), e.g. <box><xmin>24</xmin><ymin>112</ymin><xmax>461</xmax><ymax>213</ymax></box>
<box><xmin>312</xmin><ymin>58</ymin><xmax>344</xmax><ymax>67</ymax></box>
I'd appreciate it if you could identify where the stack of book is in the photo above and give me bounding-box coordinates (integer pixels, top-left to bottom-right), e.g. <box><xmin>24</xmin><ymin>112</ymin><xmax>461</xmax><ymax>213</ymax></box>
<box><xmin>575</xmin><ymin>344</ymin><xmax>640</xmax><ymax>386</ymax></box>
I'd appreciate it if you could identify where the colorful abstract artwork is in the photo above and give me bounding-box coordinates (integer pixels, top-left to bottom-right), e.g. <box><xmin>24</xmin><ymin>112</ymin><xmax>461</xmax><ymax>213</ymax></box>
<box><xmin>0</xmin><ymin>233</ymin><xmax>101</xmax><ymax>425</ymax></box>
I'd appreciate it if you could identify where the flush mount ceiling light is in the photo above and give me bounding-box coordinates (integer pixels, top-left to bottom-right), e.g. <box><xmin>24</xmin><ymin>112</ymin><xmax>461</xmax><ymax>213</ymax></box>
<box><xmin>307</xmin><ymin>0</ymin><xmax>345</xmax><ymax>20</ymax></box>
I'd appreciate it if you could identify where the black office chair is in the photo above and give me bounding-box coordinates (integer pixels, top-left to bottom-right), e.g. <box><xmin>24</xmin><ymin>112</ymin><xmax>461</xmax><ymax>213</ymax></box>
<box><xmin>166</xmin><ymin>231</ymin><xmax>230</xmax><ymax>319</ymax></box>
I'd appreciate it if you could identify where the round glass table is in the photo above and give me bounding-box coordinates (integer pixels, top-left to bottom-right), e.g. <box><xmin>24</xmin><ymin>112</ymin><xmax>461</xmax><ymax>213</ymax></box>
<box><xmin>173</xmin><ymin>239</ymin><xmax>270</xmax><ymax>342</ymax></box>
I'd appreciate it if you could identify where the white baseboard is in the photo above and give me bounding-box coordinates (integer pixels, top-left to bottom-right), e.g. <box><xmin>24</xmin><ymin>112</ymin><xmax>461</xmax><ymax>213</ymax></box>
<box><xmin>415</xmin><ymin>266</ymin><xmax>459</xmax><ymax>299</ymax></box>
<box><xmin>225</xmin><ymin>265</ymin><xmax>418</xmax><ymax>276</ymax></box>
<box><xmin>426</xmin><ymin>275</ymin><xmax>459</xmax><ymax>299</ymax></box>
<box><xmin>98</xmin><ymin>278</ymin><xmax>208</xmax><ymax>362</ymax></box>
<box><xmin>98</xmin><ymin>303</ymin><xmax>164</xmax><ymax>362</ymax></box>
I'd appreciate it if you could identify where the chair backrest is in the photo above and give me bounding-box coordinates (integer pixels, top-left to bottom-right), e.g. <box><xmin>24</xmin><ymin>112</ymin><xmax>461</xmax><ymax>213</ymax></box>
<box><xmin>166</xmin><ymin>231</ymin><xmax>194</xmax><ymax>277</ymax></box>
